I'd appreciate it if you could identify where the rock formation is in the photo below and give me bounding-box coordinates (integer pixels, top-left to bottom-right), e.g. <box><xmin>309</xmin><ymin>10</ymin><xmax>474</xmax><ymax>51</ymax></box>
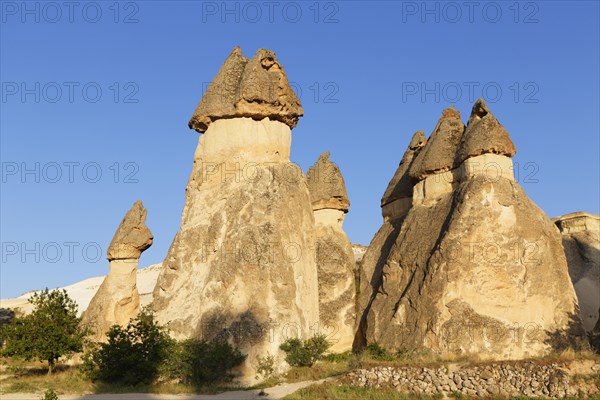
<box><xmin>188</xmin><ymin>47</ymin><xmax>303</xmax><ymax>133</ymax></box>
<box><xmin>355</xmin><ymin>130</ymin><xmax>427</xmax><ymax>348</ymax></box>
<box><xmin>357</xmin><ymin>99</ymin><xmax>583</xmax><ymax>359</ymax></box>
<box><xmin>81</xmin><ymin>200</ymin><xmax>153</xmax><ymax>340</ymax></box>
<box><xmin>553</xmin><ymin>212</ymin><xmax>600</xmax><ymax>332</ymax></box>
<box><xmin>306</xmin><ymin>152</ymin><xmax>355</xmax><ymax>352</ymax></box>
<box><xmin>152</xmin><ymin>47</ymin><xmax>319</xmax><ymax>383</ymax></box>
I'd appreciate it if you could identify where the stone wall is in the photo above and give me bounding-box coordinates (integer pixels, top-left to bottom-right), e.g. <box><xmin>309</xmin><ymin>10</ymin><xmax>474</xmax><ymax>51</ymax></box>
<box><xmin>347</xmin><ymin>361</ymin><xmax>599</xmax><ymax>398</ymax></box>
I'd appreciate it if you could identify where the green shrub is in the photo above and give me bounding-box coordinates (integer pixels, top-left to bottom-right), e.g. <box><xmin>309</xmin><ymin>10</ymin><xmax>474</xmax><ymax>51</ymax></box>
<box><xmin>82</xmin><ymin>309</ymin><xmax>173</xmax><ymax>385</ymax></box>
<box><xmin>323</xmin><ymin>351</ymin><xmax>352</xmax><ymax>363</ymax></box>
<box><xmin>365</xmin><ymin>343</ymin><xmax>395</xmax><ymax>361</ymax></box>
<box><xmin>160</xmin><ymin>338</ymin><xmax>245</xmax><ymax>385</ymax></box>
<box><xmin>255</xmin><ymin>353</ymin><xmax>276</xmax><ymax>380</ymax></box>
<box><xmin>41</xmin><ymin>388</ymin><xmax>59</xmax><ymax>400</ymax></box>
<box><xmin>279</xmin><ymin>334</ymin><xmax>330</xmax><ymax>367</ymax></box>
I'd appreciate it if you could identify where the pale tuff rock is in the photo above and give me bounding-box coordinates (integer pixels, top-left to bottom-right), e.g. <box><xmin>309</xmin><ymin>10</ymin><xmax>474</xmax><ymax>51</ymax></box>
<box><xmin>306</xmin><ymin>152</ymin><xmax>350</xmax><ymax>212</ymax></box>
<box><xmin>456</xmin><ymin>98</ymin><xmax>517</xmax><ymax>164</ymax></box>
<box><xmin>307</xmin><ymin>152</ymin><xmax>355</xmax><ymax>352</ymax></box>
<box><xmin>409</xmin><ymin>107</ymin><xmax>465</xmax><ymax>181</ymax></box>
<box><xmin>82</xmin><ymin>201</ymin><xmax>153</xmax><ymax>341</ymax></box>
<box><xmin>154</xmin><ymin>48</ymin><xmax>318</xmax><ymax>384</ymax></box>
<box><xmin>553</xmin><ymin>212</ymin><xmax>600</xmax><ymax>332</ymax></box>
<box><xmin>355</xmin><ymin>132</ymin><xmax>426</xmax><ymax>348</ymax></box>
<box><xmin>358</xmin><ymin>100</ymin><xmax>583</xmax><ymax>358</ymax></box>
<box><xmin>189</xmin><ymin>47</ymin><xmax>303</xmax><ymax>133</ymax></box>
<box><xmin>106</xmin><ymin>200</ymin><xmax>153</xmax><ymax>261</ymax></box>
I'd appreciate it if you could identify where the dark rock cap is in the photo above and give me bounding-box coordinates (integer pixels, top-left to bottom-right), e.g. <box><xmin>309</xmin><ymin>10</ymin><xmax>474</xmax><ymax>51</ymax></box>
<box><xmin>306</xmin><ymin>152</ymin><xmax>350</xmax><ymax>212</ymax></box>
<box><xmin>409</xmin><ymin>107</ymin><xmax>465</xmax><ymax>181</ymax></box>
<box><xmin>189</xmin><ymin>47</ymin><xmax>303</xmax><ymax>133</ymax></box>
<box><xmin>456</xmin><ymin>99</ymin><xmax>517</xmax><ymax>163</ymax></box>
<box><xmin>107</xmin><ymin>200</ymin><xmax>153</xmax><ymax>261</ymax></box>
<box><xmin>381</xmin><ymin>130</ymin><xmax>427</xmax><ymax>207</ymax></box>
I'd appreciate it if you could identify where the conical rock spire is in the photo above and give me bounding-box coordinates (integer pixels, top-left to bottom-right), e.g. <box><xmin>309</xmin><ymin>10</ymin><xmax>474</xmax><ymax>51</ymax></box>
<box><xmin>409</xmin><ymin>107</ymin><xmax>465</xmax><ymax>181</ymax></box>
<box><xmin>381</xmin><ymin>130</ymin><xmax>427</xmax><ymax>207</ymax></box>
<box><xmin>306</xmin><ymin>151</ymin><xmax>350</xmax><ymax>212</ymax></box>
<box><xmin>456</xmin><ymin>98</ymin><xmax>517</xmax><ymax>163</ymax></box>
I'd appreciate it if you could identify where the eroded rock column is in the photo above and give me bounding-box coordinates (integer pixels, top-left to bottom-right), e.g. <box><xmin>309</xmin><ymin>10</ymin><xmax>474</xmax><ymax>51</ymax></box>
<box><xmin>306</xmin><ymin>152</ymin><xmax>355</xmax><ymax>352</ymax></box>
<box><xmin>81</xmin><ymin>200</ymin><xmax>153</xmax><ymax>341</ymax></box>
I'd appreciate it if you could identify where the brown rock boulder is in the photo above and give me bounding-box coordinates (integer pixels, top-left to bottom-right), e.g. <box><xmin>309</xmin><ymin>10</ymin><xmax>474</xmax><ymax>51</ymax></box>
<box><xmin>409</xmin><ymin>107</ymin><xmax>465</xmax><ymax>181</ymax></box>
<box><xmin>106</xmin><ymin>200</ymin><xmax>153</xmax><ymax>261</ymax></box>
<box><xmin>455</xmin><ymin>98</ymin><xmax>517</xmax><ymax>164</ymax></box>
<box><xmin>381</xmin><ymin>130</ymin><xmax>427</xmax><ymax>213</ymax></box>
<box><xmin>306</xmin><ymin>152</ymin><xmax>350</xmax><ymax>212</ymax></box>
<box><xmin>189</xmin><ymin>47</ymin><xmax>303</xmax><ymax>133</ymax></box>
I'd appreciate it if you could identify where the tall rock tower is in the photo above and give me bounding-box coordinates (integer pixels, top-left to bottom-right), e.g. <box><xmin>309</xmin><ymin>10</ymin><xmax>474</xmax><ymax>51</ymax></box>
<box><xmin>358</xmin><ymin>100</ymin><xmax>584</xmax><ymax>358</ymax></box>
<box><xmin>152</xmin><ymin>47</ymin><xmax>319</xmax><ymax>381</ymax></box>
<box><xmin>553</xmin><ymin>212</ymin><xmax>600</xmax><ymax>332</ymax></box>
<box><xmin>81</xmin><ymin>200</ymin><xmax>153</xmax><ymax>341</ymax></box>
<box><xmin>306</xmin><ymin>152</ymin><xmax>356</xmax><ymax>352</ymax></box>
<box><xmin>355</xmin><ymin>130</ymin><xmax>426</xmax><ymax>348</ymax></box>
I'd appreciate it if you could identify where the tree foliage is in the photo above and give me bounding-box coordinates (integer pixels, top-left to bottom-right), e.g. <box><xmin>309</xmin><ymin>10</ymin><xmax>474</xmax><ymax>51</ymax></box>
<box><xmin>279</xmin><ymin>334</ymin><xmax>330</xmax><ymax>367</ymax></box>
<box><xmin>160</xmin><ymin>338</ymin><xmax>246</xmax><ymax>385</ymax></box>
<box><xmin>1</xmin><ymin>289</ymin><xmax>86</xmax><ymax>374</ymax></box>
<box><xmin>82</xmin><ymin>309</ymin><xmax>172</xmax><ymax>385</ymax></box>
<box><xmin>82</xmin><ymin>309</ymin><xmax>246</xmax><ymax>386</ymax></box>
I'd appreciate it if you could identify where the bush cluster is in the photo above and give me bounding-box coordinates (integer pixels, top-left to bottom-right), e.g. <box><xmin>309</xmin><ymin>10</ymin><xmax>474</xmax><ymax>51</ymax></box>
<box><xmin>160</xmin><ymin>338</ymin><xmax>246</xmax><ymax>385</ymax></box>
<box><xmin>279</xmin><ymin>334</ymin><xmax>330</xmax><ymax>367</ymax></box>
<box><xmin>82</xmin><ymin>309</ymin><xmax>245</xmax><ymax>386</ymax></box>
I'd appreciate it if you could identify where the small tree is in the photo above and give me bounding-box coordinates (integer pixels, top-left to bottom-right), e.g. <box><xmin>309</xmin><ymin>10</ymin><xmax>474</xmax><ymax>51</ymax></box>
<box><xmin>1</xmin><ymin>289</ymin><xmax>86</xmax><ymax>374</ymax></box>
<box><xmin>279</xmin><ymin>334</ymin><xmax>330</xmax><ymax>367</ymax></box>
<box><xmin>82</xmin><ymin>308</ymin><xmax>173</xmax><ymax>385</ymax></box>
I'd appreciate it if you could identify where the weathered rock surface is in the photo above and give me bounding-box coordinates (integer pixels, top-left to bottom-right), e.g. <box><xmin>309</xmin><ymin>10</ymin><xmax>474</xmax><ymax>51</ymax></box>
<box><xmin>553</xmin><ymin>212</ymin><xmax>600</xmax><ymax>332</ymax></box>
<box><xmin>307</xmin><ymin>152</ymin><xmax>355</xmax><ymax>352</ymax></box>
<box><xmin>359</xmin><ymin>101</ymin><xmax>583</xmax><ymax>358</ymax></box>
<box><xmin>409</xmin><ymin>107</ymin><xmax>465</xmax><ymax>181</ymax></box>
<box><xmin>355</xmin><ymin>131</ymin><xmax>426</xmax><ymax>349</ymax></box>
<box><xmin>306</xmin><ymin>152</ymin><xmax>350</xmax><ymax>212</ymax></box>
<box><xmin>82</xmin><ymin>201</ymin><xmax>153</xmax><ymax>340</ymax></box>
<box><xmin>154</xmin><ymin>48</ymin><xmax>318</xmax><ymax>384</ymax></box>
<box><xmin>381</xmin><ymin>130</ymin><xmax>427</xmax><ymax>218</ymax></box>
<box><xmin>455</xmin><ymin>98</ymin><xmax>517</xmax><ymax>163</ymax></box>
<box><xmin>106</xmin><ymin>200</ymin><xmax>153</xmax><ymax>261</ymax></box>
<box><xmin>189</xmin><ymin>47</ymin><xmax>303</xmax><ymax>133</ymax></box>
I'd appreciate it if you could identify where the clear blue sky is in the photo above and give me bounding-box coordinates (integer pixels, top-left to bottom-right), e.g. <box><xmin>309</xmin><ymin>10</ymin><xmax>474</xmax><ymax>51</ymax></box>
<box><xmin>1</xmin><ymin>1</ymin><xmax>599</xmax><ymax>298</ymax></box>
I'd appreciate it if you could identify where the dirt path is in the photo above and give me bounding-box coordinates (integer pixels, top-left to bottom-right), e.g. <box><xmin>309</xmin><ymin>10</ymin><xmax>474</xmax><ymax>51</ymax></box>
<box><xmin>0</xmin><ymin>379</ymin><xmax>327</xmax><ymax>400</ymax></box>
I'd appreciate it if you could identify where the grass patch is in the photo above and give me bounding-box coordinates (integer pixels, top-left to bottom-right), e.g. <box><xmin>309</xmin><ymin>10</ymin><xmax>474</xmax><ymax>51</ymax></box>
<box><xmin>0</xmin><ymin>358</ymin><xmax>243</xmax><ymax>396</ymax></box>
<box><xmin>284</xmin><ymin>360</ymin><xmax>352</xmax><ymax>382</ymax></box>
<box><xmin>283</xmin><ymin>382</ymin><xmax>442</xmax><ymax>399</ymax></box>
